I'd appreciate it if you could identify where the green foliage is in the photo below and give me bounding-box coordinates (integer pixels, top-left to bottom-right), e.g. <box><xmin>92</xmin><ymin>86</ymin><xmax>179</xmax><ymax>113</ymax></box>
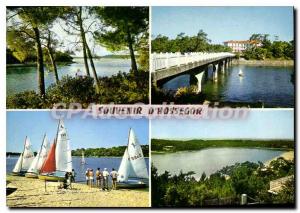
<box><xmin>7</xmin><ymin>30</ymin><xmax>35</xmax><ymax>63</ymax></box>
<box><xmin>151</xmin><ymin>85</ymin><xmax>206</xmax><ymax>104</ymax></box>
<box><xmin>46</xmin><ymin>76</ymin><xmax>96</xmax><ymax>107</ymax></box>
<box><xmin>152</xmin><ymin>158</ymin><xmax>295</xmax><ymax>207</ymax></box>
<box><xmin>7</xmin><ymin>70</ymin><xmax>149</xmax><ymax>109</ymax></box>
<box><xmin>244</xmin><ymin>34</ymin><xmax>294</xmax><ymax>60</ymax></box>
<box><xmin>151</xmin><ymin>139</ymin><xmax>294</xmax><ymax>152</ymax></box>
<box><xmin>72</xmin><ymin>145</ymin><xmax>149</xmax><ymax>157</ymax></box>
<box><xmin>94</xmin><ymin>7</ymin><xmax>148</xmax><ymax>50</ymax></box>
<box><xmin>94</xmin><ymin>7</ymin><xmax>149</xmax><ymax>72</ymax></box>
<box><xmin>54</xmin><ymin>51</ymin><xmax>74</xmax><ymax>62</ymax></box>
<box><xmin>6</xmin><ymin>48</ymin><xmax>21</xmax><ymax>64</ymax></box>
<box><xmin>97</xmin><ymin>70</ymin><xmax>149</xmax><ymax>104</ymax></box>
<box><xmin>7</xmin><ymin>91</ymin><xmax>45</xmax><ymax>109</ymax></box>
<box><xmin>152</xmin><ymin>31</ymin><xmax>231</xmax><ymax>53</ymax></box>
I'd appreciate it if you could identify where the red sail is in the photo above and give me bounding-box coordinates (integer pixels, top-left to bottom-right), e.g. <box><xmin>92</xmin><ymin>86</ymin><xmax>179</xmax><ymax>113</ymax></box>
<box><xmin>40</xmin><ymin>143</ymin><xmax>56</xmax><ymax>173</ymax></box>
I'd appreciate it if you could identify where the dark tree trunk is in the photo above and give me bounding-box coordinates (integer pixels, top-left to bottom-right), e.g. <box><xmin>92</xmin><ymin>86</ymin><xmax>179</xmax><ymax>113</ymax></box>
<box><xmin>46</xmin><ymin>46</ymin><xmax>59</xmax><ymax>83</ymax></box>
<box><xmin>78</xmin><ymin>7</ymin><xmax>90</xmax><ymax>76</ymax></box>
<box><xmin>126</xmin><ymin>26</ymin><xmax>138</xmax><ymax>74</ymax></box>
<box><xmin>33</xmin><ymin>27</ymin><xmax>45</xmax><ymax>96</ymax></box>
<box><xmin>85</xmin><ymin>39</ymin><xmax>101</xmax><ymax>93</ymax></box>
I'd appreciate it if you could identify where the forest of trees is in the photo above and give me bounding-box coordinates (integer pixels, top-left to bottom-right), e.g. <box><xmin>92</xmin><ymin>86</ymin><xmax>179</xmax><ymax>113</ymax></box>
<box><xmin>152</xmin><ymin>158</ymin><xmax>294</xmax><ymax>207</ymax></box>
<box><xmin>151</xmin><ymin>30</ymin><xmax>232</xmax><ymax>53</ymax></box>
<box><xmin>72</xmin><ymin>145</ymin><xmax>149</xmax><ymax>157</ymax></box>
<box><xmin>6</xmin><ymin>6</ymin><xmax>149</xmax><ymax>108</ymax></box>
<box><xmin>243</xmin><ymin>34</ymin><xmax>294</xmax><ymax>60</ymax></box>
<box><xmin>151</xmin><ymin>139</ymin><xmax>294</xmax><ymax>152</ymax></box>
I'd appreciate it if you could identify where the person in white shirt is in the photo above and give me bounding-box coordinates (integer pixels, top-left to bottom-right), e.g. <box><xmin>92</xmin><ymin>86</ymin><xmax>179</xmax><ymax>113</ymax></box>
<box><xmin>102</xmin><ymin>168</ymin><xmax>109</xmax><ymax>191</ymax></box>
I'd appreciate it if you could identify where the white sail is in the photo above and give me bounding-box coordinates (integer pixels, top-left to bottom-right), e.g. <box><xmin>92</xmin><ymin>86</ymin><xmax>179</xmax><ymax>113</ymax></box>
<box><xmin>21</xmin><ymin>137</ymin><xmax>35</xmax><ymax>171</ymax></box>
<box><xmin>55</xmin><ymin>120</ymin><xmax>72</xmax><ymax>172</ymax></box>
<box><xmin>27</xmin><ymin>135</ymin><xmax>50</xmax><ymax>173</ymax></box>
<box><xmin>12</xmin><ymin>154</ymin><xmax>23</xmax><ymax>173</ymax></box>
<box><xmin>118</xmin><ymin>148</ymin><xmax>134</xmax><ymax>182</ymax></box>
<box><xmin>127</xmin><ymin>129</ymin><xmax>148</xmax><ymax>179</ymax></box>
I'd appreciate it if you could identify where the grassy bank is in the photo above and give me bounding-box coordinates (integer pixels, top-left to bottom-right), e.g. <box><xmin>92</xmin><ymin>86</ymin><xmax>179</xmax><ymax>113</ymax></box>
<box><xmin>151</xmin><ymin>139</ymin><xmax>294</xmax><ymax>153</ymax></box>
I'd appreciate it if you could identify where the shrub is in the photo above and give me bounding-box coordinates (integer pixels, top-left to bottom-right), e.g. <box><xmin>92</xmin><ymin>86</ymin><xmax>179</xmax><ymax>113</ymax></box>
<box><xmin>7</xmin><ymin>91</ymin><xmax>44</xmax><ymax>109</ymax></box>
<box><xmin>46</xmin><ymin>76</ymin><xmax>96</xmax><ymax>107</ymax></box>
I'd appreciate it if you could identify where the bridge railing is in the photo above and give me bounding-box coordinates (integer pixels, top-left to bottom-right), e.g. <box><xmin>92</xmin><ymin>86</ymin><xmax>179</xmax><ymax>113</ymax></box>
<box><xmin>151</xmin><ymin>52</ymin><xmax>235</xmax><ymax>72</ymax></box>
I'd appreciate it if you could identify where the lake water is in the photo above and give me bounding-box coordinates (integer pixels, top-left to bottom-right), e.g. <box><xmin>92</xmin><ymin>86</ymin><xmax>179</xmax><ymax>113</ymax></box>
<box><xmin>7</xmin><ymin>156</ymin><xmax>149</xmax><ymax>184</ymax></box>
<box><xmin>6</xmin><ymin>58</ymin><xmax>131</xmax><ymax>95</ymax></box>
<box><xmin>162</xmin><ymin>65</ymin><xmax>294</xmax><ymax>107</ymax></box>
<box><xmin>152</xmin><ymin>148</ymin><xmax>284</xmax><ymax>179</ymax></box>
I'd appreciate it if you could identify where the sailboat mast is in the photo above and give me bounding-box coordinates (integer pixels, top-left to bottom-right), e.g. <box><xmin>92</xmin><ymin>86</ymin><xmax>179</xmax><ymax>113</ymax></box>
<box><xmin>54</xmin><ymin>119</ymin><xmax>61</xmax><ymax>145</ymax></box>
<box><xmin>19</xmin><ymin>136</ymin><xmax>27</xmax><ymax>171</ymax></box>
<box><xmin>127</xmin><ymin>128</ymin><xmax>131</xmax><ymax>146</ymax></box>
<box><xmin>37</xmin><ymin>134</ymin><xmax>46</xmax><ymax>161</ymax></box>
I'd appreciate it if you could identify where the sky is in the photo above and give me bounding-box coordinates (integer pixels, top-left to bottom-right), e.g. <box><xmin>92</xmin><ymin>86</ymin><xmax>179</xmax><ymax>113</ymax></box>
<box><xmin>151</xmin><ymin>110</ymin><xmax>294</xmax><ymax>140</ymax></box>
<box><xmin>7</xmin><ymin>112</ymin><xmax>149</xmax><ymax>153</ymax></box>
<box><xmin>152</xmin><ymin>6</ymin><xmax>294</xmax><ymax>44</ymax></box>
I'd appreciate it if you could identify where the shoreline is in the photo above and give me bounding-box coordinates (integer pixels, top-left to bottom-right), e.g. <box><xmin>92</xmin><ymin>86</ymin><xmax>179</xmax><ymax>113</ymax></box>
<box><xmin>264</xmin><ymin>150</ymin><xmax>294</xmax><ymax>166</ymax></box>
<box><xmin>233</xmin><ymin>59</ymin><xmax>294</xmax><ymax>66</ymax></box>
<box><xmin>152</xmin><ymin>147</ymin><xmax>293</xmax><ymax>155</ymax></box>
<box><xmin>6</xmin><ymin>175</ymin><xmax>149</xmax><ymax>207</ymax></box>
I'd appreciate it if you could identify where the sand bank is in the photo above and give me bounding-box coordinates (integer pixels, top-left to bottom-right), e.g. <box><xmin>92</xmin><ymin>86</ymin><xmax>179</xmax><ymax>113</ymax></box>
<box><xmin>265</xmin><ymin>150</ymin><xmax>294</xmax><ymax>166</ymax></box>
<box><xmin>6</xmin><ymin>175</ymin><xmax>149</xmax><ymax>207</ymax></box>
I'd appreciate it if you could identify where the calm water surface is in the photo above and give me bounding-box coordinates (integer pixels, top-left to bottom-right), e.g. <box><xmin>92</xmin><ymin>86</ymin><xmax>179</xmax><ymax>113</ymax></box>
<box><xmin>7</xmin><ymin>156</ymin><xmax>149</xmax><ymax>183</ymax></box>
<box><xmin>163</xmin><ymin>65</ymin><xmax>294</xmax><ymax>107</ymax></box>
<box><xmin>7</xmin><ymin>58</ymin><xmax>131</xmax><ymax>95</ymax></box>
<box><xmin>152</xmin><ymin>148</ymin><xmax>284</xmax><ymax>179</ymax></box>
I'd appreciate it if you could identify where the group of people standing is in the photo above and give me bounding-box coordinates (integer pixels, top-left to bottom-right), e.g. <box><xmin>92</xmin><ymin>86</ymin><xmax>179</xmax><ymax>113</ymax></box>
<box><xmin>86</xmin><ymin>168</ymin><xmax>118</xmax><ymax>190</ymax></box>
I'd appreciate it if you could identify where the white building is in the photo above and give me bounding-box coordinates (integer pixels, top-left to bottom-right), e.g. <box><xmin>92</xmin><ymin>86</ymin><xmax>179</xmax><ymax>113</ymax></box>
<box><xmin>223</xmin><ymin>40</ymin><xmax>262</xmax><ymax>53</ymax></box>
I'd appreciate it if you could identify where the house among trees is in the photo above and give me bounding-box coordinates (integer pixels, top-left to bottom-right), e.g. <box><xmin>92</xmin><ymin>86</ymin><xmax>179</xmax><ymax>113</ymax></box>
<box><xmin>223</xmin><ymin>40</ymin><xmax>262</xmax><ymax>53</ymax></box>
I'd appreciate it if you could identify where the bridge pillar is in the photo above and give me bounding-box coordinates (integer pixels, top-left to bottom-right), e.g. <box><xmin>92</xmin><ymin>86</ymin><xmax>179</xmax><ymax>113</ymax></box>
<box><xmin>190</xmin><ymin>71</ymin><xmax>205</xmax><ymax>93</ymax></box>
<box><xmin>204</xmin><ymin>65</ymin><xmax>209</xmax><ymax>81</ymax></box>
<box><xmin>221</xmin><ymin>61</ymin><xmax>225</xmax><ymax>74</ymax></box>
<box><xmin>224</xmin><ymin>59</ymin><xmax>228</xmax><ymax>69</ymax></box>
<box><xmin>213</xmin><ymin>64</ymin><xmax>218</xmax><ymax>81</ymax></box>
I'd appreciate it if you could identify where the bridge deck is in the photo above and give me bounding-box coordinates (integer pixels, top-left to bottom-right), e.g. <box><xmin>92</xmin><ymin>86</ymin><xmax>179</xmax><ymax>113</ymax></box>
<box><xmin>152</xmin><ymin>54</ymin><xmax>234</xmax><ymax>83</ymax></box>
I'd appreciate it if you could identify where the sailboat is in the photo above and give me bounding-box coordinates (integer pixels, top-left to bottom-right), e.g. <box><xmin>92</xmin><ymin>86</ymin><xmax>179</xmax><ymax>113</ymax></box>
<box><xmin>239</xmin><ymin>69</ymin><xmax>244</xmax><ymax>77</ymax></box>
<box><xmin>12</xmin><ymin>137</ymin><xmax>35</xmax><ymax>176</ymax></box>
<box><xmin>38</xmin><ymin>120</ymin><xmax>72</xmax><ymax>181</ymax></box>
<box><xmin>117</xmin><ymin>128</ymin><xmax>149</xmax><ymax>188</ymax></box>
<box><xmin>25</xmin><ymin>134</ymin><xmax>50</xmax><ymax>178</ymax></box>
<box><xmin>80</xmin><ymin>151</ymin><xmax>87</xmax><ymax>165</ymax></box>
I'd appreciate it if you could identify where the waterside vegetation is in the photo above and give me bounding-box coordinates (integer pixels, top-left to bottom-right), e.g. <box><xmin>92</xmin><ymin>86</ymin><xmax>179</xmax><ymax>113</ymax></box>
<box><xmin>152</xmin><ymin>157</ymin><xmax>295</xmax><ymax>207</ymax></box>
<box><xmin>6</xmin><ymin>6</ymin><xmax>149</xmax><ymax>108</ymax></box>
<box><xmin>151</xmin><ymin>139</ymin><xmax>294</xmax><ymax>153</ymax></box>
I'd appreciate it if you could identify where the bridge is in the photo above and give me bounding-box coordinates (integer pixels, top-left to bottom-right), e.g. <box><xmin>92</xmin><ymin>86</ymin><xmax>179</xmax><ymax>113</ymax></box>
<box><xmin>151</xmin><ymin>52</ymin><xmax>235</xmax><ymax>93</ymax></box>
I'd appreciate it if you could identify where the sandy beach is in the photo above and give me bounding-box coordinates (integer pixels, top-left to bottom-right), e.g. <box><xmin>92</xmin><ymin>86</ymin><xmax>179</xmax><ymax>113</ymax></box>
<box><xmin>265</xmin><ymin>150</ymin><xmax>294</xmax><ymax>166</ymax></box>
<box><xmin>6</xmin><ymin>175</ymin><xmax>149</xmax><ymax>207</ymax></box>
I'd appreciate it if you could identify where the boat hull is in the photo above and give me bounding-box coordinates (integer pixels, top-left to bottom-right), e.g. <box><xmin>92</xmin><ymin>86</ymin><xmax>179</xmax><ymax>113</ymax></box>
<box><xmin>38</xmin><ymin>174</ymin><xmax>65</xmax><ymax>182</ymax></box>
<box><xmin>11</xmin><ymin>171</ymin><xmax>26</xmax><ymax>176</ymax></box>
<box><xmin>25</xmin><ymin>172</ymin><xmax>38</xmax><ymax>178</ymax></box>
<box><xmin>117</xmin><ymin>179</ymin><xmax>148</xmax><ymax>189</ymax></box>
